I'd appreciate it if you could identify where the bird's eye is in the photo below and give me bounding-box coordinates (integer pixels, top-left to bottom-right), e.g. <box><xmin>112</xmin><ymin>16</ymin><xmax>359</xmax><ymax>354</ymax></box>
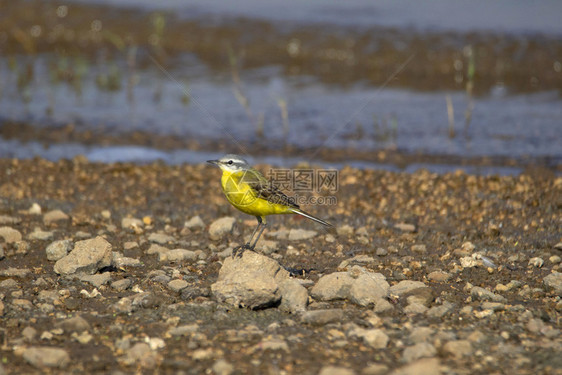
<box><xmin>227</xmin><ymin>160</ymin><xmax>233</xmax><ymax>165</ymax></box>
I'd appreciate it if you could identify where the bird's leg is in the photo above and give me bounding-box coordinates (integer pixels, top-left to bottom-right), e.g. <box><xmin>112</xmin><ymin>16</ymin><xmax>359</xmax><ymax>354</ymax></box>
<box><xmin>249</xmin><ymin>217</ymin><xmax>267</xmax><ymax>250</ymax></box>
<box><xmin>233</xmin><ymin>217</ymin><xmax>263</xmax><ymax>258</ymax></box>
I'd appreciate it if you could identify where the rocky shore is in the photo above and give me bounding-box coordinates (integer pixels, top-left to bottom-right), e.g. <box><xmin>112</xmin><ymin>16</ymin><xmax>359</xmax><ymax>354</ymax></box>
<box><xmin>0</xmin><ymin>157</ymin><xmax>560</xmax><ymax>374</ymax></box>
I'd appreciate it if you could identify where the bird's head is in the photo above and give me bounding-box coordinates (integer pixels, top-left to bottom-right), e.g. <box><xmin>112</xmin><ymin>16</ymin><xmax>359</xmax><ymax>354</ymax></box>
<box><xmin>207</xmin><ymin>154</ymin><xmax>250</xmax><ymax>173</ymax></box>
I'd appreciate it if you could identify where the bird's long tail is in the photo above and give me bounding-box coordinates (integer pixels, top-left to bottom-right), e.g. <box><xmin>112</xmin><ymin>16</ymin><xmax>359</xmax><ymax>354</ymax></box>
<box><xmin>291</xmin><ymin>208</ymin><xmax>334</xmax><ymax>228</ymax></box>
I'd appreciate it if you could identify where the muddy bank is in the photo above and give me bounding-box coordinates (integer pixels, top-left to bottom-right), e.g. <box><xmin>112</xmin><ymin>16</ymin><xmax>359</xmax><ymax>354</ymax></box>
<box><xmin>0</xmin><ymin>157</ymin><xmax>560</xmax><ymax>374</ymax></box>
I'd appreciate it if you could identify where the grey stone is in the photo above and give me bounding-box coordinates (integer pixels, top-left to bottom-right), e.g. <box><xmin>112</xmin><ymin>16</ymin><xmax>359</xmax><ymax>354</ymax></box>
<box><xmin>349</xmin><ymin>328</ymin><xmax>389</xmax><ymax>349</ymax></box>
<box><xmin>349</xmin><ymin>268</ymin><xmax>390</xmax><ymax>306</ymax></box>
<box><xmin>402</xmin><ymin>342</ymin><xmax>437</xmax><ymax>363</ymax></box>
<box><xmin>168</xmin><ymin>279</ymin><xmax>189</xmax><ymax>292</ymax></box>
<box><xmin>168</xmin><ymin>324</ymin><xmax>199</xmax><ymax>336</ymax></box>
<box><xmin>279</xmin><ymin>279</ymin><xmax>309</xmax><ymax>313</ymax></box>
<box><xmin>301</xmin><ymin>309</ymin><xmax>345</xmax><ymax>325</ymax></box>
<box><xmin>390</xmin><ymin>280</ymin><xmax>428</xmax><ymax>296</ymax></box>
<box><xmin>426</xmin><ymin>302</ymin><xmax>454</xmax><ymax>318</ymax></box>
<box><xmin>43</xmin><ymin>209</ymin><xmax>69</xmax><ymax>224</ymax></box>
<box><xmin>22</xmin><ymin>326</ymin><xmax>37</xmax><ymax>342</ymax></box>
<box><xmin>427</xmin><ymin>271</ymin><xmax>452</xmax><ymax>282</ymax></box>
<box><xmin>471</xmin><ymin>286</ymin><xmax>507</xmax><ymax>303</ymax></box>
<box><xmin>28</xmin><ymin>229</ymin><xmax>54</xmax><ymax>241</ymax></box>
<box><xmin>54</xmin><ymin>236</ymin><xmax>112</xmax><ymax>275</ymax></box>
<box><xmin>394</xmin><ymin>223</ymin><xmax>416</xmax><ymax>232</ymax></box>
<box><xmin>121</xmin><ymin>217</ymin><xmax>143</xmax><ymax>229</ymax></box>
<box><xmin>0</xmin><ymin>279</ymin><xmax>18</xmax><ymax>289</ymax></box>
<box><xmin>56</xmin><ymin>315</ymin><xmax>90</xmax><ymax>333</ymax></box>
<box><xmin>208</xmin><ymin>217</ymin><xmax>236</xmax><ymax>240</ymax></box>
<box><xmin>409</xmin><ymin>327</ymin><xmax>434</xmax><ymax>343</ymax></box>
<box><xmin>23</xmin><ymin>347</ymin><xmax>70</xmax><ymax>369</ymax></box>
<box><xmin>404</xmin><ymin>302</ymin><xmax>428</xmax><ymax>315</ymax></box>
<box><xmin>288</xmin><ymin>228</ymin><xmax>317</xmax><ymax>241</ymax></box>
<box><xmin>184</xmin><ymin>216</ymin><xmax>205</xmax><ymax>229</ymax></box>
<box><xmin>111</xmin><ymin>279</ymin><xmax>132</xmax><ymax>291</ymax></box>
<box><xmin>79</xmin><ymin>273</ymin><xmax>112</xmax><ymax>287</ymax></box>
<box><xmin>442</xmin><ymin>340</ymin><xmax>473</xmax><ymax>358</ymax></box>
<box><xmin>311</xmin><ymin>272</ymin><xmax>354</xmax><ymax>301</ymax></box>
<box><xmin>544</xmin><ymin>272</ymin><xmax>562</xmax><ymax>296</ymax></box>
<box><xmin>0</xmin><ymin>267</ymin><xmax>30</xmax><ymax>278</ymax></box>
<box><xmin>148</xmin><ymin>232</ymin><xmax>176</xmax><ymax>245</ymax></box>
<box><xmin>46</xmin><ymin>240</ymin><xmax>73</xmax><ymax>261</ymax></box>
<box><xmin>0</xmin><ymin>215</ymin><xmax>21</xmax><ymax>225</ymax></box>
<box><xmin>0</xmin><ymin>226</ymin><xmax>22</xmax><ymax>243</ymax></box>
<box><xmin>112</xmin><ymin>252</ymin><xmax>142</xmax><ymax>267</ymax></box>
<box><xmin>319</xmin><ymin>366</ymin><xmax>356</xmax><ymax>375</ymax></box>
<box><xmin>390</xmin><ymin>358</ymin><xmax>441</xmax><ymax>375</ymax></box>
<box><xmin>159</xmin><ymin>249</ymin><xmax>197</xmax><ymax>262</ymax></box>
<box><xmin>211</xmin><ymin>251</ymin><xmax>289</xmax><ymax>309</ymax></box>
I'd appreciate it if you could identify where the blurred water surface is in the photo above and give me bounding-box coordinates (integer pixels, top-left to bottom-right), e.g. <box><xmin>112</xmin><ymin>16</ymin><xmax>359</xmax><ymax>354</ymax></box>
<box><xmin>0</xmin><ymin>0</ymin><xmax>560</xmax><ymax>172</ymax></box>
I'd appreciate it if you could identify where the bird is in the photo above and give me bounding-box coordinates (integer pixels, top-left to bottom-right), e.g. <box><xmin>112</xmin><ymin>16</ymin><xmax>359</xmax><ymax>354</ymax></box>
<box><xmin>207</xmin><ymin>154</ymin><xmax>334</xmax><ymax>255</ymax></box>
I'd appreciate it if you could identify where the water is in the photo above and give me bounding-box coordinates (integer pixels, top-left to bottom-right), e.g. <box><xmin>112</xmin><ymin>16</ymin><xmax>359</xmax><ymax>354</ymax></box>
<box><xmin>0</xmin><ymin>0</ymin><xmax>560</xmax><ymax>173</ymax></box>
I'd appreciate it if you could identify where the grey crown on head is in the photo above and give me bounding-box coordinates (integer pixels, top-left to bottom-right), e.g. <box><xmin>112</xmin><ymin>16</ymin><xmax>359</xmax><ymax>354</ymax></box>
<box><xmin>219</xmin><ymin>154</ymin><xmax>250</xmax><ymax>168</ymax></box>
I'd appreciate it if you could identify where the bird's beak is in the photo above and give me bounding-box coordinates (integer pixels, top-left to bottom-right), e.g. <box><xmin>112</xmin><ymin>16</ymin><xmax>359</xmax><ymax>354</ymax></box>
<box><xmin>207</xmin><ymin>160</ymin><xmax>219</xmax><ymax>166</ymax></box>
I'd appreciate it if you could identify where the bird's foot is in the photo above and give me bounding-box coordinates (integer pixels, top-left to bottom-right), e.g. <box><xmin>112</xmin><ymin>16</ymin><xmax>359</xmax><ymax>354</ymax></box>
<box><xmin>232</xmin><ymin>243</ymin><xmax>253</xmax><ymax>258</ymax></box>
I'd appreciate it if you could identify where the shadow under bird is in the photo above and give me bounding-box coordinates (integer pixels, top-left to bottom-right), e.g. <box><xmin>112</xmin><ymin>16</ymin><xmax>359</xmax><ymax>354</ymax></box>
<box><xmin>207</xmin><ymin>154</ymin><xmax>334</xmax><ymax>255</ymax></box>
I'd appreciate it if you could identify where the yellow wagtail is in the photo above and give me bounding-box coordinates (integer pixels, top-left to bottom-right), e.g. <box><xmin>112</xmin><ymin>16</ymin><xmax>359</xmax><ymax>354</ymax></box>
<box><xmin>207</xmin><ymin>154</ymin><xmax>333</xmax><ymax>254</ymax></box>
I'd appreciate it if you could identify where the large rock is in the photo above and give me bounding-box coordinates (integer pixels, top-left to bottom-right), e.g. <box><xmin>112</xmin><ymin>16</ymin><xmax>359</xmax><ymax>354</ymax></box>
<box><xmin>54</xmin><ymin>236</ymin><xmax>112</xmax><ymax>275</ymax></box>
<box><xmin>211</xmin><ymin>251</ymin><xmax>289</xmax><ymax>309</ymax></box>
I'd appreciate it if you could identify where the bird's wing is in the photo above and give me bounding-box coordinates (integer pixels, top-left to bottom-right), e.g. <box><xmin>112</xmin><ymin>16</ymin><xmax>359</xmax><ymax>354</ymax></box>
<box><xmin>241</xmin><ymin>168</ymin><xmax>300</xmax><ymax>209</ymax></box>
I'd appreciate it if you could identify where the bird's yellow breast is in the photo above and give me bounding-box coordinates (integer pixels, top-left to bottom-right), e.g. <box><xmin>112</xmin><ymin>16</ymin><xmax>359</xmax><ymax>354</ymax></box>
<box><xmin>220</xmin><ymin>170</ymin><xmax>292</xmax><ymax>217</ymax></box>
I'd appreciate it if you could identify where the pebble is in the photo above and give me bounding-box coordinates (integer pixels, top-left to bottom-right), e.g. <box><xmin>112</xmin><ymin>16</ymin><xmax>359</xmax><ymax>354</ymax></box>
<box><xmin>427</xmin><ymin>271</ymin><xmax>451</xmax><ymax>282</ymax></box>
<box><xmin>278</xmin><ymin>279</ymin><xmax>309</xmax><ymax>313</ymax></box>
<box><xmin>168</xmin><ymin>324</ymin><xmax>199</xmax><ymax>336</ymax></box>
<box><xmin>54</xmin><ymin>236</ymin><xmax>113</xmax><ymax>275</ymax></box>
<box><xmin>301</xmin><ymin>309</ymin><xmax>345</xmax><ymax>325</ymax></box>
<box><xmin>148</xmin><ymin>232</ymin><xmax>176</xmax><ymax>245</ymax></box>
<box><xmin>0</xmin><ymin>279</ymin><xmax>18</xmax><ymax>289</ymax></box>
<box><xmin>212</xmin><ymin>359</ymin><xmax>234</xmax><ymax>375</ymax></box>
<box><xmin>121</xmin><ymin>217</ymin><xmax>144</xmax><ymax>230</ymax></box>
<box><xmin>390</xmin><ymin>358</ymin><xmax>440</xmax><ymax>375</ymax></box>
<box><xmin>389</xmin><ymin>280</ymin><xmax>427</xmax><ymax>296</ymax></box>
<box><xmin>0</xmin><ymin>215</ymin><xmax>21</xmax><ymax>225</ymax></box>
<box><xmin>543</xmin><ymin>272</ymin><xmax>562</xmax><ymax>296</ymax></box>
<box><xmin>362</xmin><ymin>364</ymin><xmax>389</xmax><ymax>375</ymax></box>
<box><xmin>111</xmin><ymin>279</ymin><xmax>132</xmax><ymax>291</ymax></box>
<box><xmin>442</xmin><ymin>340</ymin><xmax>473</xmax><ymax>358</ymax></box>
<box><xmin>349</xmin><ymin>328</ymin><xmax>389</xmax><ymax>349</ymax></box>
<box><xmin>211</xmin><ymin>251</ymin><xmax>288</xmax><ymax>309</ymax></box>
<box><xmin>208</xmin><ymin>217</ymin><xmax>236</xmax><ymax>240</ymax></box>
<box><xmin>426</xmin><ymin>302</ymin><xmax>453</xmax><ymax>318</ymax></box>
<box><xmin>22</xmin><ymin>347</ymin><xmax>70</xmax><ymax>369</ymax></box>
<box><xmin>112</xmin><ymin>252</ymin><xmax>142</xmax><ymax>267</ymax></box>
<box><xmin>288</xmin><ymin>228</ymin><xmax>317</xmax><ymax>241</ymax></box>
<box><xmin>79</xmin><ymin>273</ymin><xmax>112</xmax><ymax>287</ymax></box>
<box><xmin>470</xmin><ymin>286</ymin><xmax>507</xmax><ymax>303</ymax></box>
<box><xmin>402</xmin><ymin>342</ymin><xmax>436</xmax><ymax>363</ymax></box>
<box><xmin>22</xmin><ymin>326</ymin><xmax>37</xmax><ymax>342</ymax></box>
<box><xmin>404</xmin><ymin>303</ymin><xmax>428</xmax><ymax>315</ymax></box>
<box><xmin>28</xmin><ymin>228</ymin><xmax>54</xmax><ymax>241</ymax></box>
<box><xmin>46</xmin><ymin>240</ymin><xmax>73</xmax><ymax>261</ymax></box>
<box><xmin>0</xmin><ymin>267</ymin><xmax>30</xmax><ymax>277</ymax></box>
<box><xmin>528</xmin><ymin>257</ymin><xmax>544</xmax><ymax>268</ymax></box>
<box><xmin>184</xmin><ymin>215</ymin><xmax>205</xmax><ymax>230</ymax></box>
<box><xmin>159</xmin><ymin>249</ymin><xmax>197</xmax><ymax>262</ymax></box>
<box><xmin>319</xmin><ymin>366</ymin><xmax>356</xmax><ymax>375</ymax></box>
<box><xmin>394</xmin><ymin>223</ymin><xmax>416</xmax><ymax>232</ymax></box>
<box><xmin>460</xmin><ymin>256</ymin><xmax>479</xmax><ymax>268</ymax></box>
<box><xmin>43</xmin><ymin>209</ymin><xmax>69</xmax><ymax>224</ymax></box>
<box><xmin>56</xmin><ymin>315</ymin><xmax>91</xmax><ymax>333</ymax></box>
<box><xmin>121</xmin><ymin>342</ymin><xmax>158</xmax><ymax>368</ymax></box>
<box><xmin>311</xmin><ymin>267</ymin><xmax>389</xmax><ymax>306</ymax></box>
<box><xmin>0</xmin><ymin>226</ymin><xmax>22</xmax><ymax>243</ymax></box>
<box><xmin>28</xmin><ymin>203</ymin><xmax>42</xmax><ymax>215</ymax></box>
<box><xmin>168</xmin><ymin>279</ymin><xmax>189</xmax><ymax>292</ymax></box>
<box><xmin>411</xmin><ymin>244</ymin><xmax>427</xmax><ymax>253</ymax></box>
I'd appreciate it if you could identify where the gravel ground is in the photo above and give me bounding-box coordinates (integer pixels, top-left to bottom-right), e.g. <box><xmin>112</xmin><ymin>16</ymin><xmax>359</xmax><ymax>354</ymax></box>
<box><xmin>0</xmin><ymin>157</ymin><xmax>560</xmax><ymax>374</ymax></box>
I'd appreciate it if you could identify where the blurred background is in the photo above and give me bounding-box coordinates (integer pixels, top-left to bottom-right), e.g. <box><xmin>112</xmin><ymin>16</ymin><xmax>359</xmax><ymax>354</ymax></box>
<box><xmin>0</xmin><ymin>0</ymin><xmax>561</xmax><ymax>174</ymax></box>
